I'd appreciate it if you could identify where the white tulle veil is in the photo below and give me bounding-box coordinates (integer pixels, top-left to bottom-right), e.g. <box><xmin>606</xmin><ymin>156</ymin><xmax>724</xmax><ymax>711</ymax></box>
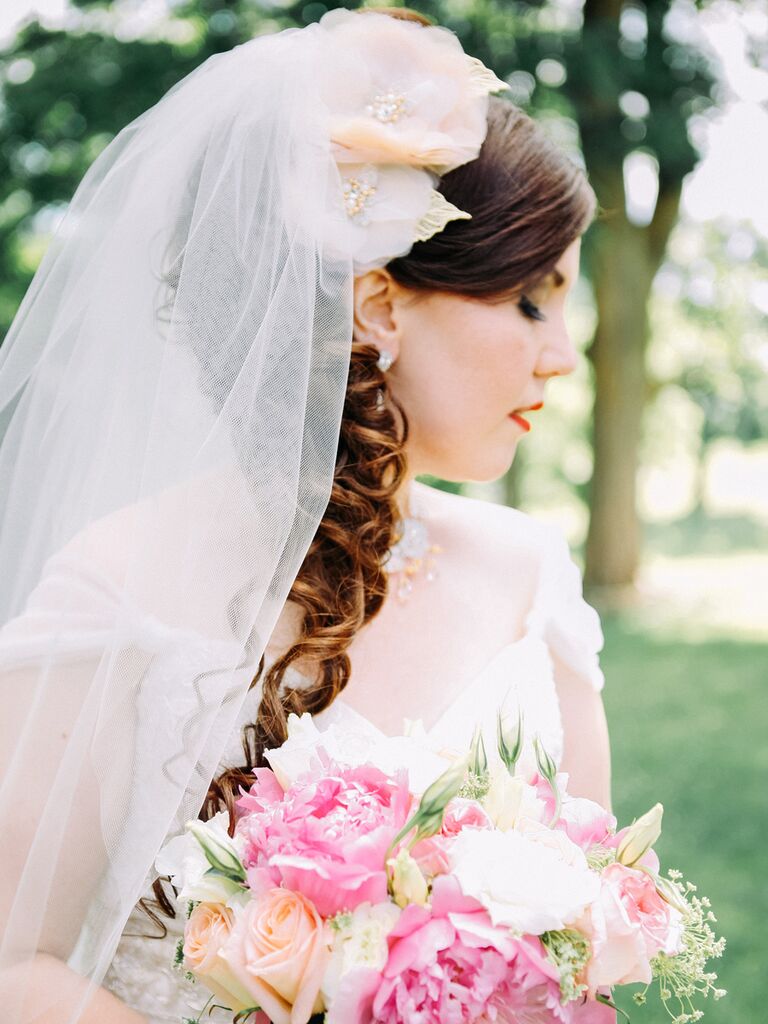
<box><xmin>0</xmin><ymin>10</ymin><xmax>505</xmax><ymax>1022</ymax></box>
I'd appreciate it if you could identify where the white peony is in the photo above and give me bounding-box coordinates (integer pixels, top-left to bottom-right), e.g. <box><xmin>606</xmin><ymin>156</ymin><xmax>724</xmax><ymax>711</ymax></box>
<box><xmin>448</xmin><ymin>826</ymin><xmax>601</xmax><ymax>935</ymax></box>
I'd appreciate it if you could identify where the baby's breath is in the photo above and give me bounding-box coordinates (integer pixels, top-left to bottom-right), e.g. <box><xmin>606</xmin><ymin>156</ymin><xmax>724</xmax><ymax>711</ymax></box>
<box><xmin>329</xmin><ymin>911</ymin><xmax>353</xmax><ymax>932</ymax></box>
<box><xmin>636</xmin><ymin>870</ymin><xmax>726</xmax><ymax>1023</ymax></box>
<box><xmin>541</xmin><ymin>929</ymin><xmax>591</xmax><ymax>1003</ymax></box>
<box><xmin>586</xmin><ymin>845</ymin><xmax>616</xmax><ymax>871</ymax></box>
<box><xmin>458</xmin><ymin>769</ymin><xmax>490</xmax><ymax>801</ymax></box>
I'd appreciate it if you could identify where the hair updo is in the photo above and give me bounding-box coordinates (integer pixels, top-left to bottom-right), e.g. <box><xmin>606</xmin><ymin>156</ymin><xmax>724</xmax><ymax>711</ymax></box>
<box><xmin>147</xmin><ymin>6</ymin><xmax>595</xmax><ymax>926</ymax></box>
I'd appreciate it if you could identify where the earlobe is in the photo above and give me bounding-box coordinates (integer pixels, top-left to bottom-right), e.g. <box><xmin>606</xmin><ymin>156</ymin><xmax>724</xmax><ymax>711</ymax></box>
<box><xmin>352</xmin><ymin>269</ymin><xmax>402</xmax><ymax>359</ymax></box>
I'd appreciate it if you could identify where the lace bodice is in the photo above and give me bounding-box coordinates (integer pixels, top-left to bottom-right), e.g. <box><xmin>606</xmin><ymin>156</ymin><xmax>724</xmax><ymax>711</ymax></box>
<box><xmin>101</xmin><ymin>511</ymin><xmax>604</xmax><ymax>1024</ymax></box>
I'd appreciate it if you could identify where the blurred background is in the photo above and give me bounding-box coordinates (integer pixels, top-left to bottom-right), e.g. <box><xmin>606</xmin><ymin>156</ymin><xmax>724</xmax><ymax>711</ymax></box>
<box><xmin>0</xmin><ymin>0</ymin><xmax>765</xmax><ymax>1018</ymax></box>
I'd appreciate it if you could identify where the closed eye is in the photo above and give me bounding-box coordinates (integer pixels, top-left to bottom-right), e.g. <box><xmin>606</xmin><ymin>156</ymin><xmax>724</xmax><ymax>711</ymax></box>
<box><xmin>518</xmin><ymin>295</ymin><xmax>547</xmax><ymax>322</ymax></box>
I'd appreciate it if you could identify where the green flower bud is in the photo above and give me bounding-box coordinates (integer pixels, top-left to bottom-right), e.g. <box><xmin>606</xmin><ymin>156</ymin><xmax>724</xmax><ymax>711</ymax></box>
<box><xmin>654</xmin><ymin>872</ymin><xmax>689</xmax><ymax>915</ymax></box>
<box><xmin>186</xmin><ymin>820</ymin><xmax>246</xmax><ymax>882</ymax></box>
<box><xmin>418</xmin><ymin>757</ymin><xmax>469</xmax><ymax>819</ymax></box>
<box><xmin>387</xmin><ymin>847</ymin><xmax>429</xmax><ymax>908</ymax></box>
<box><xmin>388</xmin><ymin>757</ymin><xmax>469</xmax><ymax>854</ymax></box>
<box><xmin>616</xmin><ymin>803</ymin><xmax>663</xmax><ymax>868</ymax></box>
<box><xmin>533</xmin><ymin>734</ymin><xmax>557</xmax><ymax>784</ymax></box>
<box><xmin>533</xmin><ymin>734</ymin><xmax>561</xmax><ymax>825</ymax></box>
<box><xmin>470</xmin><ymin>725</ymin><xmax>488</xmax><ymax>776</ymax></box>
<box><xmin>496</xmin><ymin>707</ymin><xmax>524</xmax><ymax>774</ymax></box>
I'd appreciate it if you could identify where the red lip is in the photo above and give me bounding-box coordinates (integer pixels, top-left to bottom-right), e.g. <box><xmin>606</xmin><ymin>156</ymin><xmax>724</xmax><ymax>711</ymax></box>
<box><xmin>508</xmin><ymin>402</ymin><xmax>543</xmax><ymax>432</ymax></box>
<box><xmin>509</xmin><ymin>412</ymin><xmax>532</xmax><ymax>432</ymax></box>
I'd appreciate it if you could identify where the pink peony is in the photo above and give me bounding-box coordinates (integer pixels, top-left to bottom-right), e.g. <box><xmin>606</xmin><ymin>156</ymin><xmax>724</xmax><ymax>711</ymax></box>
<box><xmin>367</xmin><ymin>875</ymin><xmax>517</xmax><ymax>1024</ymax></box>
<box><xmin>479</xmin><ymin>937</ymin><xmax>616</xmax><ymax>1024</ymax></box>
<box><xmin>478</xmin><ymin>935</ymin><xmax>571</xmax><ymax>1024</ymax></box>
<box><xmin>558</xmin><ymin>797</ymin><xmax>617</xmax><ymax>853</ymax></box>
<box><xmin>236</xmin><ymin>759</ymin><xmax>411</xmax><ymax>917</ymax></box>
<box><xmin>583</xmin><ymin>862</ymin><xmax>684</xmax><ymax>989</ymax></box>
<box><xmin>411</xmin><ymin>797</ymin><xmax>493</xmax><ymax>876</ymax></box>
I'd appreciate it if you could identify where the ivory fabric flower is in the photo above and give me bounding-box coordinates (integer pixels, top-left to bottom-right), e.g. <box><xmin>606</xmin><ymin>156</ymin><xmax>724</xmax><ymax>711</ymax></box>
<box><xmin>219</xmin><ymin>887</ymin><xmax>330</xmax><ymax>1024</ymax></box>
<box><xmin>324</xmin><ymin>162</ymin><xmax>467</xmax><ymax>273</ymax></box>
<box><xmin>318</xmin><ymin>8</ymin><xmax>507</xmax><ymax>174</ymax></box>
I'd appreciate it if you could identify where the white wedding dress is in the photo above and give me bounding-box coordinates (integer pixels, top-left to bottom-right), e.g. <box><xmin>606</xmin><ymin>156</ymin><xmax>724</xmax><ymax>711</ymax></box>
<box><xmin>96</xmin><ymin>503</ymin><xmax>604</xmax><ymax>1024</ymax></box>
<box><xmin>0</xmin><ymin>488</ymin><xmax>604</xmax><ymax>1024</ymax></box>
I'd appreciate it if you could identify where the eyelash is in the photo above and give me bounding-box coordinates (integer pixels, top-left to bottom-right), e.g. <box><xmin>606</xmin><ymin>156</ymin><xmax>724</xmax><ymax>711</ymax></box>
<box><xmin>518</xmin><ymin>295</ymin><xmax>546</xmax><ymax>322</ymax></box>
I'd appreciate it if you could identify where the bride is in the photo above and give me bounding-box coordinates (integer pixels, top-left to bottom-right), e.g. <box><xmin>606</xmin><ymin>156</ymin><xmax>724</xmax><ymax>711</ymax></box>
<box><xmin>0</xmin><ymin>7</ymin><xmax>609</xmax><ymax>1024</ymax></box>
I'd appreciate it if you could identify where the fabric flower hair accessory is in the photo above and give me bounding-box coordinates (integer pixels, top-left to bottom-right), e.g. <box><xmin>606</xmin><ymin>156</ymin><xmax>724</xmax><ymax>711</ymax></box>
<box><xmin>315</xmin><ymin>9</ymin><xmax>509</xmax><ymax>272</ymax></box>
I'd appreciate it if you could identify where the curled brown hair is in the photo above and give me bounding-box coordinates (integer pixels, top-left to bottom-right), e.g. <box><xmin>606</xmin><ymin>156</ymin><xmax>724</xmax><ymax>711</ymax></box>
<box><xmin>147</xmin><ymin>13</ymin><xmax>595</xmax><ymax>926</ymax></box>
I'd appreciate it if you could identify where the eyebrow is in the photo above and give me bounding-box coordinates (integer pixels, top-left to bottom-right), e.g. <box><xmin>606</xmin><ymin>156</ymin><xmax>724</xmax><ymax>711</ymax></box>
<box><xmin>551</xmin><ymin>269</ymin><xmax>565</xmax><ymax>287</ymax></box>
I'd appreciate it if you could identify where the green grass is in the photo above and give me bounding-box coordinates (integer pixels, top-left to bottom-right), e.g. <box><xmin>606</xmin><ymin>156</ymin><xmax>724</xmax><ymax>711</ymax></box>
<box><xmin>600</xmin><ymin>615</ymin><xmax>766</xmax><ymax>1023</ymax></box>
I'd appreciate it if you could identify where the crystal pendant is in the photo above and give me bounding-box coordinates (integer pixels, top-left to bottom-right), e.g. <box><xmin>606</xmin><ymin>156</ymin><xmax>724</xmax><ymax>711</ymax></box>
<box><xmin>385</xmin><ymin>514</ymin><xmax>441</xmax><ymax>603</ymax></box>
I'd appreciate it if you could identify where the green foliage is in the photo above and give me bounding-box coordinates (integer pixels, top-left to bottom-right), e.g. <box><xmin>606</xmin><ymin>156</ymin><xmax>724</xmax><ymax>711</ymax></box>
<box><xmin>602</xmin><ymin>616</ymin><xmax>767</xmax><ymax>1023</ymax></box>
<box><xmin>649</xmin><ymin>220</ymin><xmax>768</xmax><ymax>448</ymax></box>
<box><xmin>0</xmin><ymin>1</ymin><xmax>265</xmax><ymax>337</ymax></box>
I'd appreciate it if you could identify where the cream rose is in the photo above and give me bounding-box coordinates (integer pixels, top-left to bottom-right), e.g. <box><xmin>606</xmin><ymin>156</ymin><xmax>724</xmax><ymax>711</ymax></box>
<box><xmin>183</xmin><ymin>903</ymin><xmax>254</xmax><ymax>1013</ymax></box>
<box><xmin>220</xmin><ymin>888</ymin><xmax>330</xmax><ymax>1024</ymax></box>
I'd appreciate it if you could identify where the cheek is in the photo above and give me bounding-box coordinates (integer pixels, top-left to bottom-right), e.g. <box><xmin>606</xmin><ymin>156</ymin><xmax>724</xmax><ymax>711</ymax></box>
<box><xmin>393</xmin><ymin>304</ymin><xmax>537</xmax><ymax>474</ymax></box>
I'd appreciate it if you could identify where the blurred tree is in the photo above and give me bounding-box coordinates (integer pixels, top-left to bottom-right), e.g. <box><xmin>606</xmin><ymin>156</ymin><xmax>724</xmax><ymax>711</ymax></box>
<box><xmin>0</xmin><ymin>0</ymin><xmax>276</xmax><ymax>335</ymax></box>
<box><xmin>649</xmin><ymin>219</ymin><xmax>768</xmax><ymax>504</ymax></box>
<box><xmin>0</xmin><ymin>0</ymin><xmax>725</xmax><ymax>589</ymax></box>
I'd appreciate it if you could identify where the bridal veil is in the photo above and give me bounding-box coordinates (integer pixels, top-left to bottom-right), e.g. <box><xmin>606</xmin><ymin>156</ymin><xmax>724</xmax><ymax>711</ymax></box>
<box><xmin>0</xmin><ymin>10</ymin><xmax>506</xmax><ymax>1022</ymax></box>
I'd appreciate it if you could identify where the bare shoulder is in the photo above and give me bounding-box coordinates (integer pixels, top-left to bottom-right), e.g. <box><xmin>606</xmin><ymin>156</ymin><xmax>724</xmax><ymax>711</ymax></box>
<box><xmin>49</xmin><ymin>471</ymin><xmax>258</xmax><ymax>633</ymax></box>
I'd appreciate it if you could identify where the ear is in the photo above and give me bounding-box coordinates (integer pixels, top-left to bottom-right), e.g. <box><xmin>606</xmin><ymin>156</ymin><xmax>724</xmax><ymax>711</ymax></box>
<box><xmin>353</xmin><ymin>269</ymin><xmax>403</xmax><ymax>361</ymax></box>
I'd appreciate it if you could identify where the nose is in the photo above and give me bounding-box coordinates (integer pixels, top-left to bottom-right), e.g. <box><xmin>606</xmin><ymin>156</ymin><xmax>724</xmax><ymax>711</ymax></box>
<box><xmin>535</xmin><ymin>317</ymin><xmax>578</xmax><ymax>379</ymax></box>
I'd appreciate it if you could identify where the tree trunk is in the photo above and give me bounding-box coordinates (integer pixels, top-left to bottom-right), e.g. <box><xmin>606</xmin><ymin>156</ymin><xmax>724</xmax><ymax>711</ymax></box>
<box><xmin>584</xmin><ymin>182</ymin><xmax>681</xmax><ymax>587</ymax></box>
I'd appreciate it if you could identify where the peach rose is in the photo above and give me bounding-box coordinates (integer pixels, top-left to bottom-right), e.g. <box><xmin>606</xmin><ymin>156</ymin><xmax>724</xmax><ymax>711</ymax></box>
<box><xmin>183</xmin><ymin>902</ymin><xmax>254</xmax><ymax>1013</ymax></box>
<box><xmin>220</xmin><ymin>888</ymin><xmax>330</xmax><ymax>1024</ymax></box>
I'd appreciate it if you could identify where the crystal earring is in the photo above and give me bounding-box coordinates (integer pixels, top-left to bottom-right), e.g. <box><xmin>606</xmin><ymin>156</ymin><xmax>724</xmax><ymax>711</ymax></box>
<box><xmin>376</xmin><ymin>349</ymin><xmax>394</xmax><ymax>373</ymax></box>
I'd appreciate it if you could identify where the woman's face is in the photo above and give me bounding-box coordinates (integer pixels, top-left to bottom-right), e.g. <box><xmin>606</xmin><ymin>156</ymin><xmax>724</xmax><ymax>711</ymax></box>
<box><xmin>353</xmin><ymin>238</ymin><xmax>582</xmax><ymax>483</ymax></box>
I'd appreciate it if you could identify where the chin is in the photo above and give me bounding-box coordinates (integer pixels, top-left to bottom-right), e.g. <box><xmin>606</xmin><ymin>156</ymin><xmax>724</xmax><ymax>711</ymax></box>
<box><xmin>427</xmin><ymin>443</ymin><xmax>519</xmax><ymax>485</ymax></box>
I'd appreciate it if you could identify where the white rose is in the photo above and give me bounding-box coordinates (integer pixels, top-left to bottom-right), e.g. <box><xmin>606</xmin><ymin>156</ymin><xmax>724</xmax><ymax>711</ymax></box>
<box><xmin>448</xmin><ymin>827</ymin><xmax>601</xmax><ymax>934</ymax></box>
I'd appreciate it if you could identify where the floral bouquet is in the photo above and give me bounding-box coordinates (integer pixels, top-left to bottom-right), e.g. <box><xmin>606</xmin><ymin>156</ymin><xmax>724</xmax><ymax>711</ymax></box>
<box><xmin>157</xmin><ymin>712</ymin><xmax>724</xmax><ymax>1024</ymax></box>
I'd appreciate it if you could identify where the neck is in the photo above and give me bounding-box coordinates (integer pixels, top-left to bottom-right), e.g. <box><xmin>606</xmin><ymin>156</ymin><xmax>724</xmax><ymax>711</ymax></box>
<box><xmin>395</xmin><ymin>471</ymin><xmax>419</xmax><ymax>520</ymax></box>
